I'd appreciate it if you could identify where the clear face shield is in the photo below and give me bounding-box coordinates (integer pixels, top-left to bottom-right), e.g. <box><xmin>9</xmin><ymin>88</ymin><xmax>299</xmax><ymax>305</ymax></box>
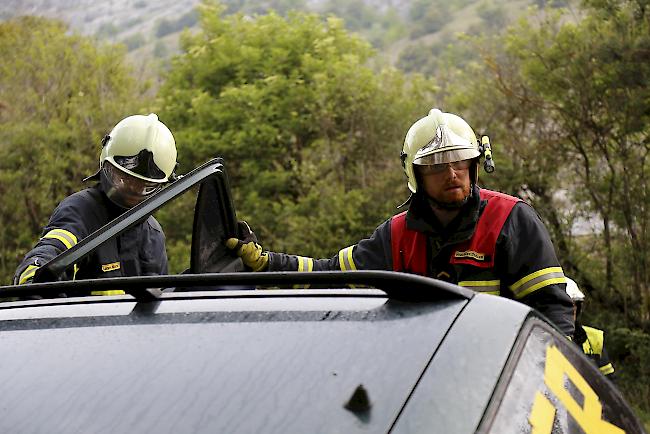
<box><xmin>413</xmin><ymin>124</ymin><xmax>480</xmax><ymax>166</ymax></box>
<box><xmin>100</xmin><ymin>161</ymin><xmax>163</xmax><ymax>209</ymax></box>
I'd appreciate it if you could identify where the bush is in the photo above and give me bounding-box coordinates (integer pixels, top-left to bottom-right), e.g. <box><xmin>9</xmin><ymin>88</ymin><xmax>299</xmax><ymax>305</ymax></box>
<box><xmin>608</xmin><ymin>327</ymin><xmax>650</xmax><ymax>422</ymax></box>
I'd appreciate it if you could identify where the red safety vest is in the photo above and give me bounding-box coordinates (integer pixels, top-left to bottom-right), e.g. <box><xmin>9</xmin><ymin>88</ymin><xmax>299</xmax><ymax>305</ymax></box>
<box><xmin>390</xmin><ymin>190</ymin><xmax>520</xmax><ymax>275</ymax></box>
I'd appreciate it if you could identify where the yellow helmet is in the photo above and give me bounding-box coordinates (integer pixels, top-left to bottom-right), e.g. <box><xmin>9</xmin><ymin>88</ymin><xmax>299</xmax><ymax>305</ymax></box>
<box><xmin>401</xmin><ymin>108</ymin><xmax>481</xmax><ymax>193</ymax></box>
<box><xmin>99</xmin><ymin>114</ymin><xmax>177</xmax><ymax>208</ymax></box>
<box><xmin>100</xmin><ymin>113</ymin><xmax>177</xmax><ymax>183</ymax></box>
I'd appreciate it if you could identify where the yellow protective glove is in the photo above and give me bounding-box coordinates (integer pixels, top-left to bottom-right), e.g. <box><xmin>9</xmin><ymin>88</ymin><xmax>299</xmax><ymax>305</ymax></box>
<box><xmin>225</xmin><ymin>221</ymin><xmax>269</xmax><ymax>272</ymax></box>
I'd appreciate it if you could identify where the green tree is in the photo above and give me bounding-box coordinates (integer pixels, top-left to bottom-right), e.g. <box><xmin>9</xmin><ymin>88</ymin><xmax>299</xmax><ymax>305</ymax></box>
<box><xmin>156</xmin><ymin>1</ymin><xmax>434</xmax><ymax>271</ymax></box>
<box><xmin>449</xmin><ymin>1</ymin><xmax>650</xmax><ymax>320</ymax></box>
<box><xmin>0</xmin><ymin>16</ymin><xmax>150</xmax><ymax>284</ymax></box>
<box><xmin>476</xmin><ymin>1</ymin><xmax>509</xmax><ymax>31</ymax></box>
<box><xmin>155</xmin><ymin>10</ymin><xmax>199</xmax><ymax>38</ymax></box>
<box><xmin>319</xmin><ymin>0</ymin><xmax>406</xmax><ymax>48</ymax></box>
<box><xmin>439</xmin><ymin>0</ymin><xmax>650</xmax><ymax>416</ymax></box>
<box><xmin>408</xmin><ymin>0</ymin><xmax>451</xmax><ymax>39</ymax></box>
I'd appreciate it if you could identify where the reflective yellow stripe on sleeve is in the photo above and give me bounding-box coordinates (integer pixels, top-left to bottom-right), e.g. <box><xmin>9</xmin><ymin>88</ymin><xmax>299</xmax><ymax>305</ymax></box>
<box><xmin>458</xmin><ymin>280</ymin><xmax>501</xmax><ymax>295</ymax></box>
<box><xmin>42</xmin><ymin>228</ymin><xmax>80</xmax><ymax>279</ymax></box>
<box><xmin>90</xmin><ymin>290</ymin><xmax>126</xmax><ymax>296</ymax></box>
<box><xmin>338</xmin><ymin>246</ymin><xmax>357</xmax><ymax>271</ymax></box>
<box><xmin>297</xmin><ymin>256</ymin><xmax>314</xmax><ymax>272</ymax></box>
<box><xmin>600</xmin><ymin>363</ymin><xmax>615</xmax><ymax>376</ymax></box>
<box><xmin>42</xmin><ymin>228</ymin><xmax>78</xmax><ymax>250</ymax></box>
<box><xmin>583</xmin><ymin>326</ymin><xmax>604</xmax><ymax>355</ymax></box>
<box><xmin>294</xmin><ymin>256</ymin><xmax>314</xmax><ymax>289</ymax></box>
<box><xmin>18</xmin><ymin>265</ymin><xmax>39</xmax><ymax>285</ymax></box>
<box><xmin>509</xmin><ymin>267</ymin><xmax>565</xmax><ymax>299</ymax></box>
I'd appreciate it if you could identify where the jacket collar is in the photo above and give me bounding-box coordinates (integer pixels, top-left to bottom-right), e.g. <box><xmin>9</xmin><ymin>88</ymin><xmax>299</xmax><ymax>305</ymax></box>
<box><xmin>405</xmin><ymin>184</ymin><xmax>484</xmax><ymax>245</ymax></box>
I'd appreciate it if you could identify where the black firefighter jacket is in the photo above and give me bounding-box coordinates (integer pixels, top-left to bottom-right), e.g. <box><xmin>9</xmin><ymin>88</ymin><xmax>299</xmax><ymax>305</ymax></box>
<box><xmin>268</xmin><ymin>185</ymin><xmax>575</xmax><ymax>336</ymax></box>
<box><xmin>14</xmin><ymin>185</ymin><xmax>168</xmax><ymax>294</ymax></box>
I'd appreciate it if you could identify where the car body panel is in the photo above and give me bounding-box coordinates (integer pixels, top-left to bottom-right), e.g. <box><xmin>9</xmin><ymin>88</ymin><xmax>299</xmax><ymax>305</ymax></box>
<box><xmin>0</xmin><ymin>291</ymin><xmax>471</xmax><ymax>434</ymax></box>
<box><xmin>481</xmin><ymin>319</ymin><xmax>645</xmax><ymax>434</ymax></box>
<box><xmin>391</xmin><ymin>293</ymin><xmax>530</xmax><ymax>434</ymax></box>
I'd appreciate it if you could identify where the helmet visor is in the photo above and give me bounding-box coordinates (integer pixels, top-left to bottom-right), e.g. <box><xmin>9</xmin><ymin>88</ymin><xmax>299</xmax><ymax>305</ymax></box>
<box><xmin>413</xmin><ymin>148</ymin><xmax>481</xmax><ymax>166</ymax></box>
<box><xmin>413</xmin><ymin>125</ymin><xmax>480</xmax><ymax>165</ymax></box>
<box><xmin>415</xmin><ymin>159</ymin><xmax>473</xmax><ymax>175</ymax></box>
<box><xmin>113</xmin><ymin>149</ymin><xmax>166</xmax><ymax>181</ymax></box>
<box><xmin>102</xmin><ymin>161</ymin><xmax>163</xmax><ymax>208</ymax></box>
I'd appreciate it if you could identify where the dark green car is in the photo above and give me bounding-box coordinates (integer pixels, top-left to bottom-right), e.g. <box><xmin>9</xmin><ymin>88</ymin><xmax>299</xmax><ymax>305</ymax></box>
<box><xmin>0</xmin><ymin>160</ymin><xmax>643</xmax><ymax>434</ymax></box>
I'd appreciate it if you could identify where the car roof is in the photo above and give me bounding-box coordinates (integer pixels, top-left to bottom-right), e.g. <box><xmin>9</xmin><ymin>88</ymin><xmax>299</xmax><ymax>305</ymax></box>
<box><xmin>0</xmin><ymin>273</ymin><xmax>532</xmax><ymax>434</ymax></box>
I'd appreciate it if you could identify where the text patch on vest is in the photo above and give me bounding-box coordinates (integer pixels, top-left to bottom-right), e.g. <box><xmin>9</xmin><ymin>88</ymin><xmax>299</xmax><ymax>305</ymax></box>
<box><xmin>101</xmin><ymin>262</ymin><xmax>121</xmax><ymax>272</ymax></box>
<box><xmin>454</xmin><ymin>250</ymin><xmax>486</xmax><ymax>261</ymax></box>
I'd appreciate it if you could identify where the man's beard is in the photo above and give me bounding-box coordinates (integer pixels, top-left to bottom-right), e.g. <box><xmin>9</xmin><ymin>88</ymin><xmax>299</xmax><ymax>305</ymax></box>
<box><xmin>427</xmin><ymin>184</ymin><xmax>472</xmax><ymax>210</ymax></box>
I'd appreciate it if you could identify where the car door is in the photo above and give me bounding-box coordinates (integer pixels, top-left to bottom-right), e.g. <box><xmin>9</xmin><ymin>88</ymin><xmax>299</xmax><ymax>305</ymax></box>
<box><xmin>479</xmin><ymin>317</ymin><xmax>644</xmax><ymax>434</ymax></box>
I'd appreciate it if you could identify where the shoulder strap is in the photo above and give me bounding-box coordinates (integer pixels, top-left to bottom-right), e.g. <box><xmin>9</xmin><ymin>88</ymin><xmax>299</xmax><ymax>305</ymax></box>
<box><xmin>390</xmin><ymin>211</ymin><xmax>428</xmax><ymax>274</ymax></box>
<box><xmin>450</xmin><ymin>189</ymin><xmax>520</xmax><ymax>268</ymax></box>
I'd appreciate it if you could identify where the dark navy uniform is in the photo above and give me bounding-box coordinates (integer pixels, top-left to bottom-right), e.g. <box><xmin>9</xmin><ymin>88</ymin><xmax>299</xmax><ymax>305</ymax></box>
<box><xmin>14</xmin><ymin>185</ymin><xmax>167</xmax><ymax>294</ymax></box>
<box><xmin>269</xmin><ymin>185</ymin><xmax>574</xmax><ymax>336</ymax></box>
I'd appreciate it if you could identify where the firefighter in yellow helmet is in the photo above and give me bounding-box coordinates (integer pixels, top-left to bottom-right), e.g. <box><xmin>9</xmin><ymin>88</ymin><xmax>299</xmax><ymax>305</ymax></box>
<box><xmin>227</xmin><ymin>108</ymin><xmax>574</xmax><ymax>336</ymax></box>
<box><xmin>566</xmin><ymin>277</ymin><xmax>616</xmax><ymax>379</ymax></box>
<box><xmin>13</xmin><ymin>114</ymin><xmax>177</xmax><ymax>294</ymax></box>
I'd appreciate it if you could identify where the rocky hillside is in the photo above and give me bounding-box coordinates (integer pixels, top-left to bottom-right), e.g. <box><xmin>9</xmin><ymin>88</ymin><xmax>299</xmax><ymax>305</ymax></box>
<box><xmin>2</xmin><ymin>0</ymin><xmax>198</xmax><ymax>38</ymax></box>
<box><xmin>0</xmin><ymin>0</ymin><xmax>563</xmax><ymax>70</ymax></box>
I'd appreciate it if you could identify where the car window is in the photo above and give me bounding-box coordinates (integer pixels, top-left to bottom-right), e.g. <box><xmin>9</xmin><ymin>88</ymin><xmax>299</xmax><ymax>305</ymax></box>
<box><xmin>480</xmin><ymin>319</ymin><xmax>644</xmax><ymax>434</ymax></box>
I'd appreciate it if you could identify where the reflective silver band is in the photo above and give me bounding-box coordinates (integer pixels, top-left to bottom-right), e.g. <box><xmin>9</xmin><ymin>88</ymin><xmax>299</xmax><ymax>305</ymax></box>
<box><xmin>338</xmin><ymin>246</ymin><xmax>357</xmax><ymax>271</ymax></box>
<box><xmin>510</xmin><ymin>267</ymin><xmax>565</xmax><ymax>299</ymax></box>
<box><xmin>458</xmin><ymin>280</ymin><xmax>501</xmax><ymax>295</ymax></box>
<box><xmin>42</xmin><ymin>228</ymin><xmax>78</xmax><ymax>250</ymax></box>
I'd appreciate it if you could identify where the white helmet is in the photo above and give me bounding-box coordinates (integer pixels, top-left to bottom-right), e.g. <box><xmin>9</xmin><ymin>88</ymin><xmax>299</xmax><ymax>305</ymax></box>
<box><xmin>565</xmin><ymin>277</ymin><xmax>585</xmax><ymax>302</ymax></box>
<box><xmin>401</xmin><ymin>108</ymin><xmax>481</xmax><ymax>193</ymax></box>
<box><xmin>99</xmin><ymin>114</ymin><xmax>177</xmax><ymax>208</ymax></box>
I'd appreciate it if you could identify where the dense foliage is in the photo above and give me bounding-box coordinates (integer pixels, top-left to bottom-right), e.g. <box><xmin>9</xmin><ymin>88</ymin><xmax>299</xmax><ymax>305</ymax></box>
<box><xmin>0</xmin><ymin>16</ymin><xmax>150</xmax><ymax>283</ymax></box>
<box><xmin>437</xmin><ymin>0</ymin><xmax>650</xmax><ymax>417</ymax></box>
<box><xmin>155</xmin><ymin>1</ymin><xmax>434</xmax><ymax>271</ymax></box>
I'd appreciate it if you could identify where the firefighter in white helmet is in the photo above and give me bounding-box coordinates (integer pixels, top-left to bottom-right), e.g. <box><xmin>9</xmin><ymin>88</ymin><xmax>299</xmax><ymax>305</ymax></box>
<box><xmin>566</xmin><ymin>277</ymin><xmax>616</xmax><ymax>379</ymax></box>
<box><xmin>227</xmin><ymin>108</ymin><xmax>573</xmax><ymax>335</ymax></box>
<box><xmin>14</xmin><ymin>114</ymin><xmax>177</xmax><ymax>294</ymax></box>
